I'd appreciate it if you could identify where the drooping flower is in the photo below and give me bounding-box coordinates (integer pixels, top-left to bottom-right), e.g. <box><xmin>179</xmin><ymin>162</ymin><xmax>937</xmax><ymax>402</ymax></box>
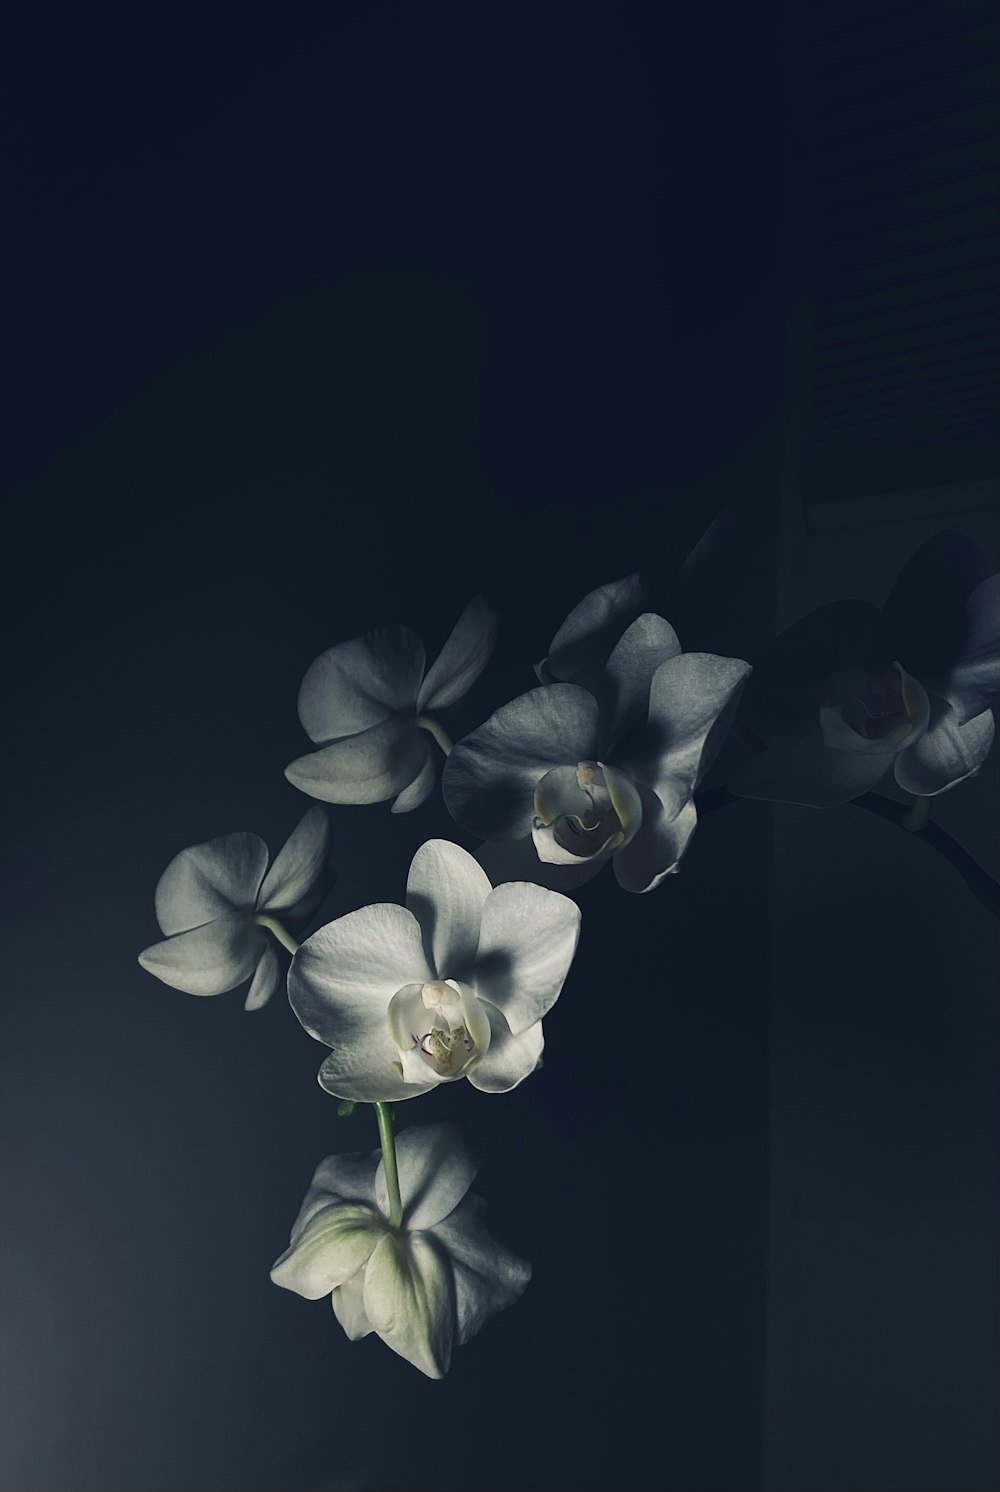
<box><xmin>727</xmin><ymin>531</ymin><xmax>999</xmax><ymax>807</ymax></box>
<box><xmin>287</xmin><ymin>839</ymin><xmax>580</xmax><ymax>1101</ymax></box>
<box><xmin>284</xmin><ymin>596</ymin><xmax>497</xmax><ymax>812</ymax></box>
<box><xmin>138</xmin><ymin>807</ymin><xmax>331</xmax><ymax>1009</ymax></box>
<box><xmin>270</xmin><ymin>1121</ymin><xmax>531</xmax><ymax>1379</ymax></box>
<box><xmin>442</xmin><ymin>583</ymin><xmax>750</xmax><ymax>892</ymax></box>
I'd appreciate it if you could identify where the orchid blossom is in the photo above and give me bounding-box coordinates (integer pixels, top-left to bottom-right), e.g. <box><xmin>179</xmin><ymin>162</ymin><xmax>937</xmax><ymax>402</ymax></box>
<box><xmin>138</xmin><ymin>807</ymin><xmax>330</xmax><ymax>1009</ymax></box>
<box><xmin>287</xmin><ymin>839</ymin><xmax>580</xmax><ymax>1101</ymax></box>
<box><xmin>285</xmin><ymin>596</ymin><xmax>497</xmax><ymax>812</ymax></box>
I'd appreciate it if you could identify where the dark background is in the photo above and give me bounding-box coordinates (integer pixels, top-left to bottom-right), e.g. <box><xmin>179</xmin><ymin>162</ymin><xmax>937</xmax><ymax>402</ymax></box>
<box><xmin>2</xmin><ymin>4</ymin><xmax>996</xmax><ymax>1490</ymax></box>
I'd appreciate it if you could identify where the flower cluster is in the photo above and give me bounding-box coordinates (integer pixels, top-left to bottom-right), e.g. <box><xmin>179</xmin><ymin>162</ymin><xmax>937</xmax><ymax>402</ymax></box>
<box><xmin>138</xmin><ymin>532</ymin><xmax>998</xmax><ymax>1377</ymax></box>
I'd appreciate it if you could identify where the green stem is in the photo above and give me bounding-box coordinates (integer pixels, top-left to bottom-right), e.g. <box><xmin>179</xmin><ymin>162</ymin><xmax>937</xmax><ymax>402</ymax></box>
<box><xmin>253</xmin><ymin>913</ymin><xmax>299</xmax><ymax>955</ymax></box>
<box><xmin>415</xmin><ymin>714</ymin><xmax>454</xmax><ymax>757</ymax></box>
<box><xmin>900</xmin><ymin>796</ymin><xmax>932</xmax><ymax>833</ymax></box>
<box><xmin>375</xmin><ymin>1102</ymin><xmax>403</xmax><ymax>1230</ymax></box>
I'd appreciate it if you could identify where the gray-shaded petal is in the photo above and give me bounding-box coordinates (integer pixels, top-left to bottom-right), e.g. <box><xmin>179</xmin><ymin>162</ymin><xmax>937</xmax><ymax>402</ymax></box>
<box><xmin>475</xmin><ymin>835</ymin><xmax>609</xmax><ymax>892</ymax></box>
<box><xmin>258</xmin><ymin>806</ymin><xmax>331</xmax><ymax>912</ymax></box>
<box><xmin>882</xmin><ymin>530</ymin><xmax>989</xmax><ymax>676</ymax></box>
<box><xmin>892</xmin><ymin>702</ymin><xmax>995</xmax><ymax>797</ymax></box>
<box><xmin>466</xmin><ymin>1002</ymin><xmax>544</xmax><ymax>1093</ymax></box>
<box><xmin>243</xmin><ymin>940</ymin><xmax>281</xmax><ymax>1010</ymax></box>
<box><xmin>941</xmin><ymin>573</ymin><xmax>1000</xmax><ymax>724</ymax></box>
<box><xmin>297</xmin><ymin>626</ymin><xmax>426</xmax><ymax>742</ymax></box>
<box><xmin>391</xmin><ymin>745</ymin><xmax>436</xmax><ymax>813</ymax></box>
<box><xmin>417</xmin><ymin>596</ymin><xmax>498</xmax><ymax>713</ymax></box>
<box><xmin>377</xmin><ymin>1120</ymin><xmax>478</xmax><ymax>1231</ymax></box>
<box><xmin>612</xmin><ymin>787</ymin><xmax>697</xmax><ymax>892</ymax></box>
<box><xmin>362</xmin><ymin>1231</ymin><xmax>455</xmax><ymax>1379</ymax></box>
<box><xmin>470</xmin><ymin>881</ymin><xmax>580</xmax><ymax>1036</ymax></box>
<box><xmin>154</xmin><ymin>832</ymin><xmax>270</xmax><ymax>934</ymax></box>
<box><xmin>332</xmin><ymin>1274</ymin><xmax>375</xmax><ymax>1339</ymax></box>
<box><xmin>138</xmin><ymin>912</ymin><xmax>265</xmax><ymax>995</ymax></box>
<box><xmin>442</xmin><ymin>684</ymin><xmax>600</xmax><ymax>840</ymax></box>
<box><xmin>544</xmin><ymin>572</ymin><xmax>644</xmax><ymax>683</ymax></box>
<box><xmin>626</xmin><ymin>651</ymin><xmax>751</xmax><ymax>806</ymax></box>
<box><xmin>429</xmin><ymin>1193</ymin><xmax>531</xmax><ymax>1345</ymax></box>
<box><xmin>604</xmin><ymin>612</ymin><xmax>682</xmax><ymax>747</ymax></box>
<box><xmin>270</xmin><ymin>1202</ymin><xmax>383</xmax><ymax>1299</ymax></box>
<box><xmin>285</xmin><ymin>715</ymin><xmax>429</xmax><ymax>805</ymax></box>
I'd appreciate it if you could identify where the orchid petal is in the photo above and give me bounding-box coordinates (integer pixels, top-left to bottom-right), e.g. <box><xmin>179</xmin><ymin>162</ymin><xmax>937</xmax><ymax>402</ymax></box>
<box><xmin>475</xmin><ymin>835</ymin><xmax>609</xmax><ymax>891</ymax></box>
<box><xmin>819</xmin><ymin>666</ymin><xmax>929</xmax><ymax>756</ymax></box>
<box><xmin>154</xmin><ymin>833</ymin><xmax>269</xmax><ymax>935</ymax></box>
<box><xmin>944</xmin><ymin>573</ymin><xmax>1000</xmax><ymax>724</ymax></box>
<box><xmin>882</xmin><ymin>530</ymin><xmax>989</xmax><ymax>675</ymax></box>
<box><xmin>612</xmin><ymin>787</ymin><xmax>697</xmax><ymax>892</ymax></box>
<box><xmin>466</xmin><ymin>1002</ymin><xmax>543</xmax><ymax>1093</ymax></box>
<box><xmin>390</xmin><ymin>745</ymin><xmax>436</xmax><ymax>814</ymax></box>
<box><xmin>727</xmin><ymin>733</ymin><xmax>893</xmax><ymax>806</ymax></box>
<box><xmin>377</xmin><ymin>1121</ymin><xmax>478</xmax><ymax>1231</ymax></box>
<box><xmin>138</xmin><ymin>913</ymin><xmax>264</xmax><ymax>995</ymax></box>
<box><xmin>627</xmin><ymin>652</ymin><xmax>751</xmax><ymax>806</ymax></box>
<box><xmin>289</xmin><ymin>905</ymin><xmax>434</xmax><ymax>1101</ymax></box>
<box><xmin>417</xmin><ymin>595</ymin><xmax>498</xmax><ymax>713</ymax></box>
<box><xmin>544</xmin><ymin>572</ymin><xmax>644</xmax><ymax>683</ymax></box>
<box><xmin>270</xmin><ymin>1202</ymin><xmax>383</xmax><ymax>1300</ymax></box>
<box><xmin>470</xmin><ymin>882</ymin><xmax>580</xmax><ymax>1036</ymax></box>
<box><xmin>430</xmin><ymin>1193</ymin><xmax>531</xmax><ymax>1345</ymax></box>
<box><xmin>404</xmin><ymin>840</ymin><xmax>492</xmax><ymax>980</ymax></box>
<box><xmin>257</xmin><ymin>806</ymin><xmax>331</xmax><ymax>913</ymax></box>
<box><xmin>297</xmin><ymin>626</ymin><xmax>426</xmax><ymax>743</ymax></box>
<box><xmin>285</xmin><ymin>715</ymin><xmax>429</xmax><ymax>805</ymax></box>
<box><xmin>244</xmin><ymin>941</ymin><xmax>281</xmax><ymax>1010</ymax></box>
<box><xmin>363</xmin><ymin>1231</ymin><xmax>455</xmax><ymax>1379</ymax></box>
<box><xmin>893</xmin><ymin>703</ymin><xmax>995</xmax><ymax>797</ymax></box>
<box><xmin>331</xmin><ymin>1275</ymin><xmax>375</xmax><ymax>1339</ymax></box>
<box><xmin>290</xmin><ymin>1151</ymin><xmax>382</xmax><ymax>1230</ymax></box>
<box><xmin>604</xmin><ymin>612</ymin><xmax>682</xmax><ymax>745</ymax></box>
<box><xmin>442</xmin><ymin>684</ymin><xmax>600</xmax><ymax>840</ymax></box>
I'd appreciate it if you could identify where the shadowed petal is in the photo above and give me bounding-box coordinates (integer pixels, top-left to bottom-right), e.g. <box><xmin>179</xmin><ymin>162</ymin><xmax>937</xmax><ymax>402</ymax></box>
<box><xmin>430</xmin><ymin>1193</ymin><xmax>532</xmax><ymax>1345</ymax></box>
<box><xmin>613</xmin><ymin>787</ymin><xmax>697</xmax><ymax>892</ymax></box>
<box><xmin>391</xmin><ymin>745</ymin><xmax>436</xmax><ymax>813</ymax></box>
<box><xmin>405</xmin><ymin>840</ymin><xmax>492</xmax><ymax>979</ymax></box>
<box><xmin>138</xmin><ymin>912</ymin><xmax>264</xmax><ymax>995</ymax></box>
<box><xmin>893</xmin><ymin>702</ymin><xmax>995</xmax><ymax>796</ymax></box>
<box><xmin>258</xmin><ymin>807</ymin><xmax>331</xmax><ymax>912</ymax></box>
<box><xmin>543</xmin><ymin>572</ymin><xmax>644</xmax><ymax>683</ymax></box>
<box><xmin>475</xmin><ymin>835</ymin><xmax>609</xmax><ymax>891</ymax></box>
<box><xmin>470</xmin><ymin>882</ymin><xmax>580</xmax><ymax>1035</ymax></box>
<box><xmin>943</xmin><ymin>573</ymin><xmax>1000</xmax><ymax>723</ymax></box>
<box><xmin>270</xmin><ymin>1202</ymin><xmax>383</xmax><ymax>1299</ymax></box>
<box><xmin>604</xmin><ymin>612</ymin><xmax>682</xmax><ymax>746</ymax></box>
<box><xmin>626</xmin><ymin>652</ymin><xmax>751</xmax><ymax>807</ymax></box>
<box><xmin>244</xmin><ymin>941</ymin><xmax>281</xmax><ymax>1010</ymax></box>
<box><xmin>297</xmin><ymin>627</ymin><xmax>426</xmax><ymax>742</ymax></box>
<box><xmin>154</xmin><ymin>833</ymin><xmax>269</xmax><ymax>934</ymax></box>
<box><xmin>442</xmin><ymin>684</ymin><xmax>600</xmax><ymax>840</ymax></box>
<box><xmin>285</xmin><ymin>715</ymin><xmax>429</xmax><ymax>805</ymax></box>
<box><xmin>417</xmin><ymin>596</ymin><xmax>498</xmax><ymax>712</ymax></box>
<box><xmin>363</xmin><ymin>1231</ymin><xmax>455</xmax><ymax>1379</ymax></box>
<box><xmin>377</xmin><ymin>1121</ymin><xmax>478</xmax><ymax>1231</ymax></box>
<box><xmin>882</xmin><ymin>530</ymin><xmax>989</xmax><ymax>675</ymax></box>
<box><xmin>332</xmin><ymin>1275</ymin><xmax>375</xmax><ymax>1339</ymax></box>
<box><xmin>466</xmin><ymin>1001</ymin><xmax>543</xmax><ymax>1093</ymax></box>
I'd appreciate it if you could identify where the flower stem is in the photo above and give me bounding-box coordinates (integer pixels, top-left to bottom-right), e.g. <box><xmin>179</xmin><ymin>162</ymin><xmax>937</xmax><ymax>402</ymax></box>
<box><xmin>901</xmin><ymin>796</ymin><xmax>932</xmax><ymax>833</ymax></box>
<box><xmin>375</xmin><ymin>1102</ymin><xmax>403</xmax><ymax>1230</ymax></box>
<box><xmin>415</xmin><ymin>714</ymin><xmax>454</xmax><ymax>757</ymax></box>
<box><xmin>253</xmin><ymin>913</ymin><xmax>299</xmax><ymax>955</ymax></box>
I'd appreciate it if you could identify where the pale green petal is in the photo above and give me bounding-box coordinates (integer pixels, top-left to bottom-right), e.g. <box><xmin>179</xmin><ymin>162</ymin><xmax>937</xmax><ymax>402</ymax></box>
<box><xmin>243</xmin><ymin>941</ymin><xmax>281</xmax><ymax>1010</ymax></box>
<box><xmin>270</xmin><ymin>1202</ymin><xmax>383</xmax><ymax>1300</ymax></box>
<box><xmin>154</xmin><ymin>832</ymin><xmax>269</xmax><ymax>935</ymax></box>
<box><xmin>363</xmin><ymin>1231</ymin><xmax>455</xmax><ymax>1379</ymax></box>
<box><xmin>138</xmin><ymin>912</ymin><xmax>264</xmax><ymax>996</ymax></box>
<box><xmin>429</xmin><ymin>1193</ymin><xmax>531</xmax><ymax>1345</ymax></box>
<box><xmin>297</xmin><ymin>626</ymin><xmax>426</xmax><ymax>742</ymax></box>
<box><xmin>391</xmin><ymin>746</ymin><xmax>436</xmax><ymax>813</ymax></box>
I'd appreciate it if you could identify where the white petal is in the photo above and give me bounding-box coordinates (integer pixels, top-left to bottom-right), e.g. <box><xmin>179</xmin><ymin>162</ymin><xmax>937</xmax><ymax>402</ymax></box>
<box><xmin>290</xmin><ymin>1150</ymin><xmax>382</xmax><ymax>1232</ymax></box>
<box><xmin>331</xmin><ymin>1274</ymin><xmax>375</xmax><ymax>1339</ymax></box>
<box><xmin>377</xmin><ymin>1120</ymin><xmax>478</xmax><ymax>1231</ymax></box>
<box><xmin>297</xmin><ymin>626</ymin><xmax>426</xmax><ymax>742</ymax></box>
<box><xmin>318</xmin><ymin>1053</ymin><xmax>437</xmax><ymax>1104</ymax></box>
<box><xmin>243</xmin><ymin>941</ymin><xmax>281</xmax><ymax>1010</ymax></box>
<box><xmin>467</xmin><ymin>1002</ymin><xmax>543</xmax><ymax>1093</ymax></box>
<box><xmin>138</xmin><ymin>913</ymin><xmax>264</xmax><ymax>996</ymax></box>
<box><xmin>429</xmin><ymin>1193</ymin><xmax>531</xmax><ymax>1345</ymax></box>
<box><xmin>727</xmin><ymin>734</ymin><xmax>893</xmax><ymax>806</ymax></box>
<box><xmin>391</xmin><ymin>746</ymin><xmax>436</xmax><ymax>814</ymax></box>
<box><xmin>285</xmin><ymin>716</ymin><xmax>429</xmax><ymax>805</ymax></box>
<box><xmin>476</xmin><ymin>835</ymin><xmax>609</xmax><ymax>891</ymax></box>
<box><xmin>544</xmin><ymin>572</ymin><xmax>644</xmax><ymax>683</ymax></box>
<box><xmin>154</xmin><ymin>833</ymin><xmax>269</xmax><ymax>935</ymax></box>
<box><xmin>626</xmin><ymin>652</ymin><xmax>751</xmax><ymax>805</ymax></box>
<box><xmin>612</xmin><ymin>788</ymin><xmax>697</xmax><ymax>892</ymax></box>
<box><xmin>417</xmin><ymin>595</ymin><xmax>499</xmax><ymax>713</ymax></box>
<box><xmin>442</xmin><ymin>684</ymin><xmax>600</xmax><ymax>840</ymax></box>
<box><xmin>289</xmin><ymin>906</ymin><xmax>434</xmax><ymax>1101</ymax></box>
<box><xmin>362</xmin><ymin>1231</ymin><xmax>455</xmax><ymax>1379</ymax></box>
<box><xmin>470</xmin><ymin>882</ymin><xmax>580</xmax><ymax>1036</ymax></box>
<box><xmin>893</xmin><ymin>704</ymin><xmax>995</xmax><ymax>797</ymax></box>
<box><xmin>258</xmin><ymin>806</ymin><xmax>331</xmax><ymax>912</ymax></box>
<box><xmin>270</xmin><ymin>1202</ymin><xmax>383</xmax><ymax>1299</ymax></box>
<box><xmin>405</xmin><ymin>839</ymin><xmax>492</xmax><ymax>979</ymax></box>
<box><xmin>604</xmin><ymin>612</ymin><xmax>682</xmax><ymax>745</ymax></box>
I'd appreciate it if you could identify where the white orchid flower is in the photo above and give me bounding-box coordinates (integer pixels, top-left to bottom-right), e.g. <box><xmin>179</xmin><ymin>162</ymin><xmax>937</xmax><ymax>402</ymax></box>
<box><xmin>271</xmin><ymin>1121</ymin><xmax>531</xmax><ymax>1379</ymax></box>
<box><xmin>728</xmin><ymin>532</ymin><xmax>998</xmax><ymax>807</ymax></box>
<box><xmin>288</xmin><ymin>839</ymin><xmax>580</xmax><ymax>1101</ymax></box>
<box><xmin>285</xmin><ymin>596</ymin><xmax>497</xmax><ymax>813</ymax></box>
<box><xmin>443</xmin><ymin>600</ymin><xmax>750</xmax><ymax>893</ymax></box>
<box><xmin>138</xmin><ymin>807</ymin><xmax>330</xmax><ymax>1009</ymax></box>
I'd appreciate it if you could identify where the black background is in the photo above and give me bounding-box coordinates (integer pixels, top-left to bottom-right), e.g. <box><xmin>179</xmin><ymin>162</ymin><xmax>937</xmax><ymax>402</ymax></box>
<box><xmin>2</xmin><ymin>6</ymin><xmax>995</xmax><ymax>1491</ymax></box>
